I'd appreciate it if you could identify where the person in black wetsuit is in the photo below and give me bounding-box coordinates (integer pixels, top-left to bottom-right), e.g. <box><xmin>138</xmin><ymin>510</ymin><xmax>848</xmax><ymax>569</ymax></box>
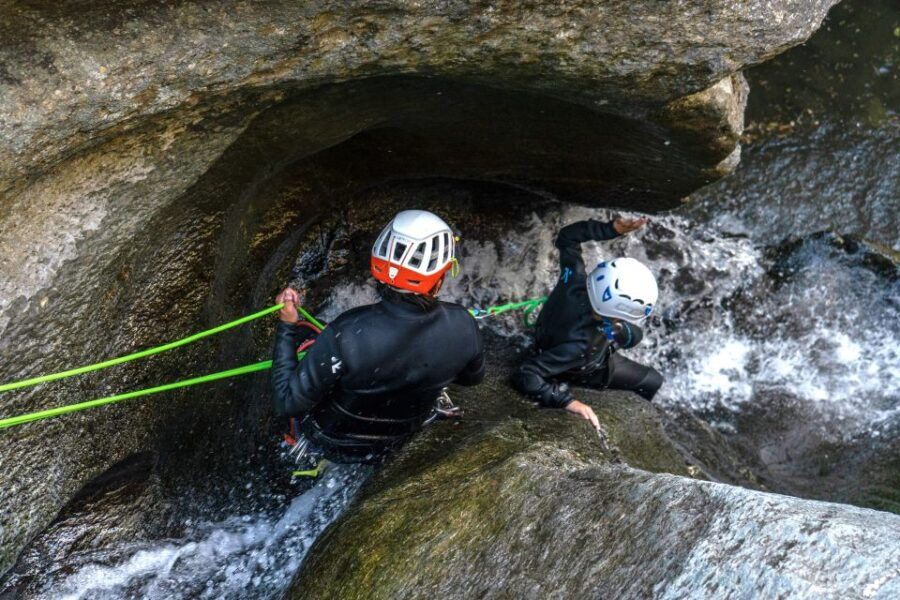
<box><xmin>512</xmin><ymin>216</ymin><xmax>663</xmax><ymax>431</ymax></box>
<box><xmin>271</xmin><ymin>210</ymin><xmax>484</xmax><ymax>464</ymax></box>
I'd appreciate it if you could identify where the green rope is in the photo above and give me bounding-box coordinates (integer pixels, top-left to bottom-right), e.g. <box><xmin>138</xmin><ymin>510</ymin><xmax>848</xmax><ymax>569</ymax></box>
<box><xmin>293</xmin><ymin>459</ymin><xmax>329</xmax><ymax>478</ymax></box>
<box><xmin>0</xmin><ymin>304</ymin><xmax>284</xmax><ymax>394</ymax></box>
<box><xmin>0</xmin><ymin>295</ymin><xmax>545</xmax><ymax>430</ymax></box>
<box><xmin>469</xmin><ymin>296</ymin><xmax>547</xmax><ymax>324</ymax></box>
<box><xmin>295</xmin><ymin>305</ymin><xmax>325</xmax><ymax>331</ymax></box>
<box><xmin>0</xmin><ymin>303</ymin><xmax>325</xmax><ymax>395</ymax></box>
<box><xmin>0</xmin><ymin>352</ymin><xmax>307</xmax><ymax>429</ymax></box>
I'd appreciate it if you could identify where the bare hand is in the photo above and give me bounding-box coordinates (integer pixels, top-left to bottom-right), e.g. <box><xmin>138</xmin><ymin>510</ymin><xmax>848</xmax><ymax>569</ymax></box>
<box><xmin>275</xmin><ymin>287</ymin><xmax>304</xmax><ymax>324</ymax></box>
<box><xmin>613</xmin><ymin>216</ymin><xmax>648</xmax><ymax>235</ymax></box>
<box><xmin>565</xmin><ymin>399</ymin><xmax>601</xmax><ymax>432</ymax></box>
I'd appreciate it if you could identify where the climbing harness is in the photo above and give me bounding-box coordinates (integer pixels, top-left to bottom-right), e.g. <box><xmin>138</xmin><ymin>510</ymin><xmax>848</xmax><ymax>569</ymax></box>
<box><xmin>286</xmin><ymin>429</ymin><xmax>330</xmax><ymax>478</ymax></box>
<box><xmin>284</xmin><ymin>412</ymin><xmax>331</xmax><ymax>478</ymax></box>
<box><xmin>0</xmin><ymin>295</ymin><xmax>545</xmax><ymax>430</ymax></box>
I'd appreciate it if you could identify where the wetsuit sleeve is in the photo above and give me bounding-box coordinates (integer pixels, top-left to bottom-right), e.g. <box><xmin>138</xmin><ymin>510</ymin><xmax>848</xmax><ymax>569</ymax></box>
<box><xmin>454</xmin><ymin>317</ymin><xmax>485</xmax><ymax>386</ymax></box>
<box><xmin>610</xmin><ymin>321</ymin><xmax>644</xmax><ymax>350</ymax></box>
<box><xmin>511</xmin><ymin>342</ymin><xmax>584</xmax><ymax>408</ymax></box>
<box><xmin>271</xmin><ymin>322</ymin><xmax>344</xmax><ymax>417</ymax></box>
<box><xmin>556</xmin><ymin>219</ymin><xmax>620</xmax><ymax>279</ymax></box>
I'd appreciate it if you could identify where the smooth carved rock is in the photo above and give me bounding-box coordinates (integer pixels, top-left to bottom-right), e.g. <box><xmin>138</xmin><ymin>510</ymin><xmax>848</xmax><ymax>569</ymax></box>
<box><xmin>292</xmin><ymin>387</ymin><xmax>900</xmax><ymax>600</ymax></box>
<box><xmin>657</xmin><ymin>73</ymin><xmax>750</xmax><ymax>177</ymax></box>
<box><xmin>1</xmin><ymin>0</ymin><xmax>838</xmax><ymax>194</ymax></box>
<box><xmin>0</xmin><ymin>0</ymin><xmax>840</xmax><ymax>579</ymax></box>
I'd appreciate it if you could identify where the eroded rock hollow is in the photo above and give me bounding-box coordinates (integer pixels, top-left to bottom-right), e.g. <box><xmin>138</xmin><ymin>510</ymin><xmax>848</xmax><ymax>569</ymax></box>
<box><xmin>2</xmin><ymin>0</ymin><xmax>868</xmax><ymax>592</ymax></box>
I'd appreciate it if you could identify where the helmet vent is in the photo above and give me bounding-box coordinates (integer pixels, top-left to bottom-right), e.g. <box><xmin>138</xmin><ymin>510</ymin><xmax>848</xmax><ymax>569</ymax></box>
<box><xmin>427</xmin><ymin>235</ymin><xmax>442</xmax><ymax>271</ymax></box>
<box><xmin>615</xmin><ymin>278</ymin><xmax>619</xmax><ymax>289</ymax></box>
<box><xmin>408</xmin><ymin>242</ymin><xmax>426</xmax><ymax>268</ymax></box>
<box><xmin>376</xmin><ymin>229</ymin><xmax>390</xmax><ymax>257</ymax></box>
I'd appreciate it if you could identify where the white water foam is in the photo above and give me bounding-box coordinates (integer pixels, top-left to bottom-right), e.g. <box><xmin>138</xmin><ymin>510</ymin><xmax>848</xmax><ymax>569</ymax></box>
<box><xmin>47</xmin><ymin>464</ymin><xmax>367</xmax><ymax>600</ymax></box>
<box><xmin>385</xmin><ymin>204</ymin><xmax>900</xmax><ymax>439</ymax></box>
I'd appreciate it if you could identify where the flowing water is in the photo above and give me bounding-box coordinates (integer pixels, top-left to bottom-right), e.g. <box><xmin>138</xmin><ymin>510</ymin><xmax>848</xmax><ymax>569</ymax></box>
<box><xmin>7</xmin><ymin>199</ymin><xmax>896</xmax><ymax>599</ymax></box>
<box><xmin>2</xmin><ymin>461</ymin><xmax>369</xmax><ymax>600</ymax></box>
<box><xmin>3</xmin><ymin>1</ymin><xmax>897</xmax><ymax>597</ymax></box>
<box><xmin>436</xmin><ymin>206</ymin><xmax>899</xmax><ymax>439</ymax></box>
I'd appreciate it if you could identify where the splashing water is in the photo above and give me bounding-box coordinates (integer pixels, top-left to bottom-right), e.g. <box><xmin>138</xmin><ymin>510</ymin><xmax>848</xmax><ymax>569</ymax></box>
<box><xmin>381</xmin><ymin>203</ymin><xmax>899</xmax><ymax>441</ymax></box>
<box><xmin>24</xmin><ymin>464</ymin><xmax>368</xmax><ymax>600</ymax></box>
<box><xmin>49</xmin><ymin>198</ymin><xmax>894</xmax><ymax>600</ymax></box>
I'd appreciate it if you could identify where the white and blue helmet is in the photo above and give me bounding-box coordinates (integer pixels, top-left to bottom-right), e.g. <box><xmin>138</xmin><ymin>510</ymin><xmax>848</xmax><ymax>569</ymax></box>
<box><xmin>586</xmin><ymin>257</ymin><xmax>658</xmax><ymax>324</ymax></box>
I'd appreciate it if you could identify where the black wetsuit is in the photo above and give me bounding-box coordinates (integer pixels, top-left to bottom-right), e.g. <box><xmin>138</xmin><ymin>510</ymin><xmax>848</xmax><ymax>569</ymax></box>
<box><xmin>512</xmin><ymin>219</ymin><xmax>663</xmax><ymax>406</ymax></box>
<box><xmin>272</xmin><ymin>293</ymin><xmax>485</xmax><ymax>463</ymax></box>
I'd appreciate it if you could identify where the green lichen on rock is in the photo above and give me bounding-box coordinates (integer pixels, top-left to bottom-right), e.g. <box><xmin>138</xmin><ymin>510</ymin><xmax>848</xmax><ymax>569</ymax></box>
<box><xmin>290</xmin><ymin>379</ymin><xmax>900</xmax><ymax>600</ymax></box>
<box><xmin>289</xmin><ymin>376</ymin><xmax>701</xmax><ymax>599</ymax></box>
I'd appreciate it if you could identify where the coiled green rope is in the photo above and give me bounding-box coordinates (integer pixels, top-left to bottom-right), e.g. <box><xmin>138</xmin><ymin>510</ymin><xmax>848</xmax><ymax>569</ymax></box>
<box><xmin>0</xmin><ymin>296</ymin><xmax>543</xmax><ymax>430</ymax></box>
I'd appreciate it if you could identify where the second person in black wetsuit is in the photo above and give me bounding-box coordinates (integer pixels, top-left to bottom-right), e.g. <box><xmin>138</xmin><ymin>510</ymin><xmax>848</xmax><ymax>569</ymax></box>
<box><xmin>512</xmin><ymin>216</ymin><xmax>663</xmax><ymax>431</ymax></box>
<box><xmin>271</xmin><ymin>210</ymin><xmax>484</xmax><ymax>465</ymax></box>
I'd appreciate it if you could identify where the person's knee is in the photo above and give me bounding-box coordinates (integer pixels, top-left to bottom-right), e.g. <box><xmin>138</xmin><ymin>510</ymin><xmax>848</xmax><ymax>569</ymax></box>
<box><xmin>637</xmin><ymin>367</ymin><xmax>664</xmax><ymax>401</ymax></box>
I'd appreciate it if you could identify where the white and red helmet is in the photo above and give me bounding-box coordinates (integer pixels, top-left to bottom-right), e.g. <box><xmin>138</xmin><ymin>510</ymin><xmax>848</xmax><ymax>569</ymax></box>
<box><xmin>371</xmin><ymin>210</ymin><xmax>456</xmax><ymax>295</ymax></box>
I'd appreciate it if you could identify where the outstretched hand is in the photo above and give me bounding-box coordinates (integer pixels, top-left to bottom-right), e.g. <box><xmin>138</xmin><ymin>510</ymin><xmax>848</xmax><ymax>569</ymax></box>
<box><xmin>275</xmin><ymin>287</ymin><xmax>304</xmax><ymax>324</ymax></box>
<box><xmin>613</xmin><ymin>216</ymin><xmax>648</xmax><ymax>235</ymax></box>
<box><xmin>565</xmin><ymin>399</ymin><xmax>601</xmax><ymax>432</ymax></box>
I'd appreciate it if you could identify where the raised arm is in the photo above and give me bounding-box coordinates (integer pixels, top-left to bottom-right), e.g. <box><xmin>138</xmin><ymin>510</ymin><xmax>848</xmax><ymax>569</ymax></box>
<box><xmin>556</xmin><ymin>216</ymin><xmax>648</xmax><ymax>280</ymax></box>
<box><xmin>555</xmin><ymin>219</ymin><xmax>620</xmax><ymax>280</ymax></box>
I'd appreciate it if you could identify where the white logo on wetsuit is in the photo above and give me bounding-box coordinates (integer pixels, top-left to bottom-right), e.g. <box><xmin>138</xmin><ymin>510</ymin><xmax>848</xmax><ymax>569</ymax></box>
<box><xmin>331</xmin><ymin>356</ymin><xmax>343</xmax><ymax>373</ymax></box>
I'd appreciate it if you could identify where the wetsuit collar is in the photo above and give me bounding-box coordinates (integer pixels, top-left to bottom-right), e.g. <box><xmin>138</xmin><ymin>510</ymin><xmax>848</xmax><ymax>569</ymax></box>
<box><xmin>379</xmin><ymin>294</ymin><xmax>437</xmax><ymax>319</ymax></box>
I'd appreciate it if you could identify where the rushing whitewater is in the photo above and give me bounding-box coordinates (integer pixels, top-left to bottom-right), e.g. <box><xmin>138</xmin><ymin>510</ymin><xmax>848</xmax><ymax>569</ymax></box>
<box><xmin>432</xmin><ymin>205</ymin><xmax>899</xmax><ymax>437</ymax></box>
<box><xmin>4</xmin><ymin>200</ymin><xmax>896</xmax><ymax>600</ymax></box>
<box><xmin>5</xmin><ymin>464</ymin><xmax>367</xmax><ymax>600</ymax></box>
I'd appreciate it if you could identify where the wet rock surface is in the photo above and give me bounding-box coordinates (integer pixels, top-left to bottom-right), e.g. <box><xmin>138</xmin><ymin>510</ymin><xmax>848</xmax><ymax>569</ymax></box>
<box><xmin>688</xmin><ymin>0</ymin><xmax>899</xmax><ymax>249</ymax></box>
<box><xmin>0</xmin><ymin>0</ymin><xmax>876</xmax><ymax>589</ymax></box>
<box><xmin>290</xmin><ymin>367</ymin><xmax>900</xmax><ymax>600</ymax></box>
<box><xmin>1</xmin><ymin>0</ymin><xmax>838</xmax><ymax>195</ymax></box>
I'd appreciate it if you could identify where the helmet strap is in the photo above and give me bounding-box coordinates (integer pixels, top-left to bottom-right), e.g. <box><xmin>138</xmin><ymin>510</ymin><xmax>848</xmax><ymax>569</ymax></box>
<box><xmin>427</xmin><ymin>274</ymin><xmax>447</xmax><ymax>297</ymax></box>
<box><xmin>600</xmin><ymin>317</ymin><xmax>615</xmax><ymax>341</ymax></box>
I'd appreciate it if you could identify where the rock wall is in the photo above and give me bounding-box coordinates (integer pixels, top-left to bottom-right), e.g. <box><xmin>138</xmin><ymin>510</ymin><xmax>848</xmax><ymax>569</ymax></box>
<box><xmin>0</xmin><ymin>0</ymin><xmax>840</xmax><ymax>577</ymax></box>
<box><xmin>1</xmin><ymin>0</ymin><xmax>838</xmax><ymax>195</ymax></box>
